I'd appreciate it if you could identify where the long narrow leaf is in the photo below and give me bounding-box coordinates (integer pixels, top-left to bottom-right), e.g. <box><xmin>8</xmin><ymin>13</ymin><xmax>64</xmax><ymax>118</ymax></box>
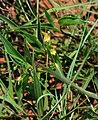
<box><xmin>0</xmin><ymin>80</ymin><xmax>25</xmax><ymax>113</ymax></box>
<box><xmin>0</xmin><ymin>14</ymin><xmax>43</xmax><ymax>50</ymax></box>
<box><xmin>0</xmin><ymin>14</ymin><xmax>17</xmax><ymax>28</ymax></box>
<box><xmin>21</xmin><ymin>31</ymin><xmax>42</xmax><ymax>49</ymax></box>
<box><xmin>37</xmin><ymin>16</ymin><xmax>43</xmax><ymax>44</ymax></box>
<box><xmin>20</xmin><ymin>23</ymin><xmax>60</xmax><ymax>32</ymax></box>
<box><xmin>44</xmin><ymin>8</ymin><xmax>54</xmax><ymax>27</ymax></box>
<box><xmin>0</xmin><ymin>34</ymin><xmax>25</xmax><ymax>63</ymax></box>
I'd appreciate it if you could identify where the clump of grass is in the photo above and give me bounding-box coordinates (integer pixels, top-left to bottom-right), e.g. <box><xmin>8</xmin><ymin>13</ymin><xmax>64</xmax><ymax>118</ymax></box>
<box><xmin>0</xmin><ymin>0</ymin><xmax>98</xmax><ymax>119</ymax></box>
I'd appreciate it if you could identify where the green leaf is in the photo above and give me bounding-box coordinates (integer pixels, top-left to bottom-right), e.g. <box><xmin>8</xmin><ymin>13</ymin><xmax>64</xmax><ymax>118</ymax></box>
<box><xmin>33</xmin><ymin>69</ymin><xmax>43</xmax><ymax>117</ymax></box>
<box><xmin>21</xmin><ymin>31</ymin><xmax>42</xmax><ymax>49</ymax></box>
<box><xmin>37</xmin><ymin>16</ymin><xmax>43</xmax><ymax>44</ymax></box>
<box><xmin>24</xmin><ymin>42</ymin><xmax>32</xmax><ymax>65</ymax></box>
<box><xmin>94</xmin><ymin>77</ymin><xmax>98</xmax><ymax>89</ymax></box>
<box><xmin>58</xmin><ymin>15</ymin><xmax>85</xmax><ymax>26</ymax></box>
<box><xmin>82</xmin><ymin>69</ymin><xmax>94</xmax><ymax>89</ymax></box>
<box><xmin>22</xmin><ymin>74</ymin><xmax>29</xmax><ymax>92</ymax></box>
<box><xmin>0</xmin><ymin>14</ymin><xmax>17</xmax><ymax>28</ymax></box>
<box><xmin>0</xmin><ymin>79</ymin><xmax>25</xmax><ymax>113</ymax></box>
<box><xmin>93</xmin><ymin>45</ymin><xmax>98</xmax><ymax>52</ymax></box>
<box><xmin>44</xmin><ymin>8</ymin><xmax>54</xmax><ymax>27</ymax></box>
<box><xmin>0</xmin><ymin>14</ymin><xmax>43</xmax><ymax>51</ymax></box>
<box><xmin>0</xmin><ymin>34</ymin><xmax>25</xmax><ymax>63</ymax></box>
<box><xmin>19</xmin><ymin>23</ymin><xmax>60</xmax><ymax>32</ymax></box>
<box><xmin>54</xmin><ymin>54</ymin><xmax>64</xmax><ymax>75</ymax></box>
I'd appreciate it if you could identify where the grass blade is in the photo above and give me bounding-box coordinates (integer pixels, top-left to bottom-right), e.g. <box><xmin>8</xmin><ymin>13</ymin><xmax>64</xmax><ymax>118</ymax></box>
<box><xmin>0</xmin><ymin>14</ymin><xmax>17</xmax><ymax>28</ymax></box>
<box><xmin>0</xmin><ymin>34</ymin><xmax>25</xmax><ymax>63</ymax></box>
<box><xmin>37</xmin><ymin>16</ymin><xmax>43</xmax><ymax>44</ymax></box>
<box><xmin>44</xmin><ymin>8</ymin><xmax>54</xmax><ymax>27</ymax></box>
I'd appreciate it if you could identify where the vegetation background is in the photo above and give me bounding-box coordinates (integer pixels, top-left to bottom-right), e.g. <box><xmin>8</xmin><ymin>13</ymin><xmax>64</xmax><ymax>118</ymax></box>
<box><xmin>0</xmin><ymin>0</ymin><xmax>98</xmax><ymax>120</ymax></box>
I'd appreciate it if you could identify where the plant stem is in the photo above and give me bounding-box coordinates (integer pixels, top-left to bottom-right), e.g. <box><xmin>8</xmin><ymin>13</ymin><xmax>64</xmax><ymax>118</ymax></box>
<box><xmin>36</xmin><ymin>63</ymin><xmax>98</xmax><ymax>100</ymax></box>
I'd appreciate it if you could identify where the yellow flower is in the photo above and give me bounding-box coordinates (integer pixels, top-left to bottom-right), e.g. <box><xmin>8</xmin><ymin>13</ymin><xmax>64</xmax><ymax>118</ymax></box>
<box><xmin>42</xmin><ymin>31</ymin><xmax>50</xmax><ymax>42</ymax></box>
<box><xmin>50</xmin><ymin>48</ymin><xmax>56</xmax><ymax>55</ymax></box>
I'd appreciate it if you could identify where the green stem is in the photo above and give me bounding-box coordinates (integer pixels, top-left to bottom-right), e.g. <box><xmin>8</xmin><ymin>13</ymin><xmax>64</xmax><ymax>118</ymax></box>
<box><xmin>53</xmin><ymin>71</ymin><xmax>98</xmax><ymax>99</ymax></box>
<box><xmin>36</xmin><ymin>63</ymin><xmax>98</xmax><ymax>100</ymax></box>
